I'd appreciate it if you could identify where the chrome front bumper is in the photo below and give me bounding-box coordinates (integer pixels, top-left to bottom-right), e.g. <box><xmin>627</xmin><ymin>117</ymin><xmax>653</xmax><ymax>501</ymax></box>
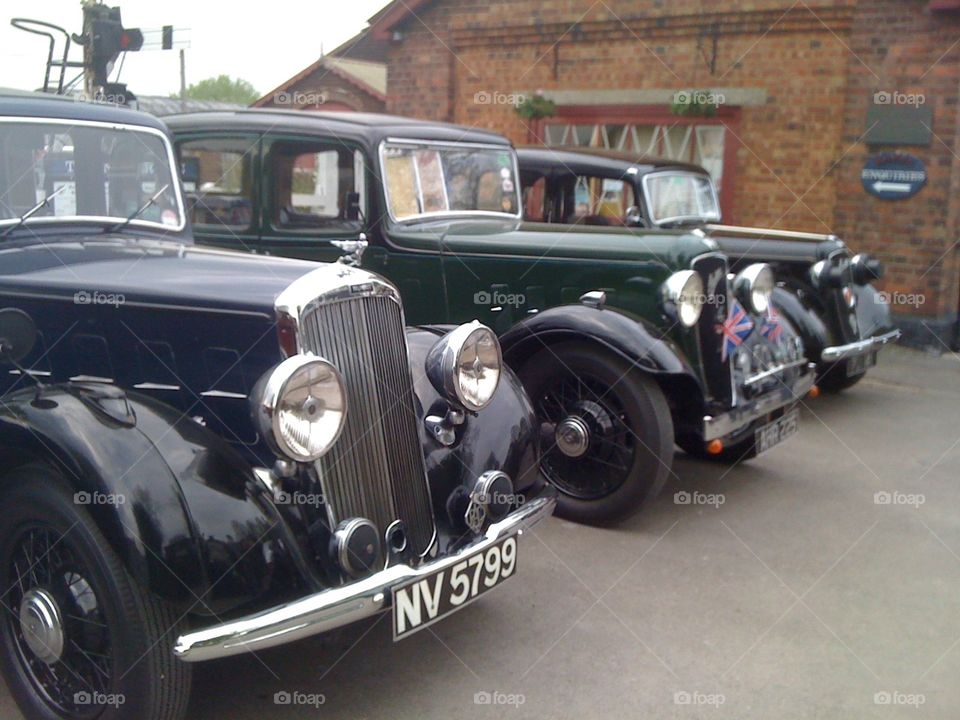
<box><xmin>820</xmin><ymin>329</ymin><xmax>900</xmax><ymax>362</ymax></box>
<box><xmin>703</xmin><ymin>364</ymin><xmax>815</xmax><ymax>442</ymax></box>
<box><xmin>173</xmin><ymin>495</ymin><xmax>556</xmax><ymax>662</ymax></box>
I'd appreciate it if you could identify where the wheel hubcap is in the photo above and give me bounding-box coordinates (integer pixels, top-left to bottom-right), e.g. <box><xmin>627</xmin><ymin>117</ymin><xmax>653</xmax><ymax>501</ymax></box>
<box><xmin>556</xmin><ymin>416</ymin><xmax>591</xmax><ymax>458</ymax></box>
<box><xmin>19</xmin><ymin>588</ymin><xmax>64</xmax><ymax>665</ymax></box>
<box><xmin>536</xmin><ymin>372</ymin><xmax>636</xmax><ymax>501</ymax></box>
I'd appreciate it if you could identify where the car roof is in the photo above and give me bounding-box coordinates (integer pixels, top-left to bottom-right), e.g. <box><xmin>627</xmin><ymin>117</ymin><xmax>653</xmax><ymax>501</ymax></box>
<box><xmin>517</xmin><ymin>146</ymin><xmax>707</xmax><ymax>177</ymax></box>
<box><xmin>164</xmin><ymin>109</ymin><xmax>512</xmax><ymax>149</ymax></box>
<box><xmin>0</xmin><ymin>88</ymin><xmax>171</xmax><ymax>133</ymax></box>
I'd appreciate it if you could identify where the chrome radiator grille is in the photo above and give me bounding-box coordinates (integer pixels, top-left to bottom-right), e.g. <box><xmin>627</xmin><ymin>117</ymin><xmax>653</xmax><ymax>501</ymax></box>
<box><xmin>299</xmin><ymin>294</ymin><xmax>435</xmax><ymax>556</ymax></box>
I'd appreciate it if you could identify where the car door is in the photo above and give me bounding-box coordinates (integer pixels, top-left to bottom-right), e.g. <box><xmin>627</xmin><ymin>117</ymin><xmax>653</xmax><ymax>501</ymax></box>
<box><xmin>257</xmin><ymin>135</ymin><xmax>365</xmax><ymax>263</ymax></box>
<box><xmin>178</xmin><ymin>134</ymin><xmax>261</xmax><ymax>253</ymax></box>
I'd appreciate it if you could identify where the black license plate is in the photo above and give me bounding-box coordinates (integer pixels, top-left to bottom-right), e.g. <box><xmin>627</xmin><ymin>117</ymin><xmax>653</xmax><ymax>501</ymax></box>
<box><xmin>846</xmin><ymin>352</ymin><xmax>877</xmax><ymax>377</ymax></box>
<box><xmin>392</xmin><ymin>535</ymin><xmax>518</xmax><ymax>640</ymax></box>
<box><xmin>755</xmin><ymin>409</ymin><xmax>800</xmax><ymax>455</ymax></box>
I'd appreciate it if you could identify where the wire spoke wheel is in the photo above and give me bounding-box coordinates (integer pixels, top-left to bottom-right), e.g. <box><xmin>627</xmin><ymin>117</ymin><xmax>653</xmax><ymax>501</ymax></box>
<box><xmin>3</xmin><ymin>525</ymin><xmax>112</xmax><ymax>719</ymax></box>
<box><xmin>0</xmin><ymin>469</ymin><xmax>191</xmax><ymax>720</ymax></box>
<box><xmin>519</xmin><ymin>342</ymin><xmax>674</xmax><ymax>524</ymax></box>
<box><xmin>538</xmin><ymin>373</ymin><xmax>636</xmax><ymax>500</ymax></box>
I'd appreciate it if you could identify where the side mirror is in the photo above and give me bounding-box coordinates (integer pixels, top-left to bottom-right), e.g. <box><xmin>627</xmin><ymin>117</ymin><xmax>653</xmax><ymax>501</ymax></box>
<box><xmin>345</xmin><ymin>192</ymin><xmax>362</xmax><ymax>221</ymax></box>
<box><xmin>0</xmin><ymin>308</ymin><xmax>37</xmax><ymax>364</ymax></box>
<box><xmin>625</xmin><ymin>206</ymin><xmax>646</xmax><ymax>228</ymax></box>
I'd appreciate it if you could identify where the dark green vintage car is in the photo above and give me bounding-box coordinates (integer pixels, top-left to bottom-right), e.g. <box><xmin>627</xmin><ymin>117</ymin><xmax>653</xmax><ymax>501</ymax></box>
<box><xmin>168</xmin><ymin>110</ymin><xmax>816</xmax><ymax>524</ymax></box>
<box><xmin>516</xmin><ymin>146</ymin><xmax>900</xmax><ymax>392</ymax></box>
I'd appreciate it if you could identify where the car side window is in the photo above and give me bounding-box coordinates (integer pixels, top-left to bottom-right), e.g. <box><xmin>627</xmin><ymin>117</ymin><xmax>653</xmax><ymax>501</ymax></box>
<box><xmin>565</xmin><ymin>175</ymin><xmax>635</xmax><ymax>226</ymax></box>
<box><xmin>179</xmin><ymin>137</ymin><xmax>256</xmax><ymax>230</ymax></box>
<box><xmin>267</xmin><ymin>141</ymin><xmax>365</xmax><ymax>232</ymax></box>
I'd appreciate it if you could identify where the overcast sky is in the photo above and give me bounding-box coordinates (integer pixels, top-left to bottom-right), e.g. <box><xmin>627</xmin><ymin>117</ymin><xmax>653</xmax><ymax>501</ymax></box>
<box><xmin>1</xmin><ymin>0</ymin><xmax>388</xmax><ymax>98</ymax></box>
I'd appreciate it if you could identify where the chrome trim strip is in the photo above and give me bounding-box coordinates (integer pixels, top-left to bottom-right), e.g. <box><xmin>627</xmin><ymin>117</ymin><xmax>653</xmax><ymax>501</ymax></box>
<box><xmin>743</xmin><ymin>358</ymin><xmax>809</xmax><ymax>387</ymax></box>
<box><xmin>173</xmin><ymin>495</ymin><xmax>556</xmax><ymax>662</ymax></box>
<box><xmin>821</xmin><ymin>329</ymin><xmax>900</xmax><ymax>362</ymax></box>
<box><xmin>704</xmin><ymin>224</ymin><xmax>838</xmax><ymax>243</ymax></box>
<box><xmin>703</xmin><ymin>365</ymin><xmax>815</xmax><ymax>441</ymax></box>
<box><xmin>8</xmin><ymin>369</ymin><xmax>52</xmax><ymax>377</ymax></box>
<box><xmin>200</xmin><ymin>389</ymin><xmax>247</xmax><ymax>399</ymax></box>
<box><xmin>133</xmin><ymin>382</ymin><xmax>181</xmax><ymax>391</ymax></box>
<box><xmin>68</xmin><ymin>375</ymin><xmax>113</xmax><ymax>384</ymax></box>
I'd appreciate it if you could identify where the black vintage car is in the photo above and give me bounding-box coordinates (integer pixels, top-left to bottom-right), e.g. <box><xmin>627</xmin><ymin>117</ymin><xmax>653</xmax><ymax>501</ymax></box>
<box><xmin>168</xmin><ymin>110</ymin><xmax>816</xmax><ymax>525</ymax></box>
<box><xmin>0</xmin><ymin>91</ymin><xmax>555</xmax><ymax>720</ymax></box>
<box><xmin>517</xmin><ymin>146</ymin><xmax>899</xmax><ymax>391</ymax></box>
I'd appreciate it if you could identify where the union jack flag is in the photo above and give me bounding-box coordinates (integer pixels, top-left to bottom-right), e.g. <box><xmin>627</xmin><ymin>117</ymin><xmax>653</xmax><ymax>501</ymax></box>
<box><xmin>760</xmin><ymin>305</ymin><xmax>783</xmax><ymax>343</ymax></box>
<box><xmin>717</xmin><ymin>300</ymin><xmax>754</xmax><ymax>360</ymax></box>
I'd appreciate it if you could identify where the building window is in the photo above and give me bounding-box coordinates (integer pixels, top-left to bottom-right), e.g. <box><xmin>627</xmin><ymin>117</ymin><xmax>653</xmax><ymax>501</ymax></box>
<box><xmin>542</xmin><ymin>120</ymin><xmax>728</xmax><ymax>194</ymax></box>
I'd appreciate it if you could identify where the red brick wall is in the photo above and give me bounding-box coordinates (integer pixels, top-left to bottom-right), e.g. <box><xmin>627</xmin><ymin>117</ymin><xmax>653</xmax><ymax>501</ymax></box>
<box><xmin>383</xmin><ymin>0</ymin><xmax>960</xmax><ymax>338</ymax></box>
<box><xmin>832</xmin><ymin>0</ymin><xmax>960</xmax><ymax>335</ymax></box>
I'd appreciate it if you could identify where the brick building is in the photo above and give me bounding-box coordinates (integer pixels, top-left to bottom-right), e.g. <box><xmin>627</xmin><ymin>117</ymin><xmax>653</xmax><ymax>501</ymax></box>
<box><xmin>324</xmin><ymin>0</ymin><xmax>960</xmax><ymax>348</ymax></box>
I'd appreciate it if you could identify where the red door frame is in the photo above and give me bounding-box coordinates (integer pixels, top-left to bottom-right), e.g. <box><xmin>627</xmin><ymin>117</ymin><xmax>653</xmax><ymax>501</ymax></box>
<box><xmin>531</xmin><ymin>105</ymin><xmax>742</xmax><ymax>223</ymax></box>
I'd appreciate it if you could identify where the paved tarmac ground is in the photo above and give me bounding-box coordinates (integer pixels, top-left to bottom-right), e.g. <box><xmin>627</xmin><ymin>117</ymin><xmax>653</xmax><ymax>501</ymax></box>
<box><xmin>1</xmin><ymin>346</ymin><xmax>958</xmax><ymax>719</ymax></box>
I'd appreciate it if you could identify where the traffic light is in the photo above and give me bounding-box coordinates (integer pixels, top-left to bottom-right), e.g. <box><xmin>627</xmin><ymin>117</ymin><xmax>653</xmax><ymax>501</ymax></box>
<box><xmin>85</xmin><ymin>5</ymin><xmax>143</xmax><ymax>86</ymax></box>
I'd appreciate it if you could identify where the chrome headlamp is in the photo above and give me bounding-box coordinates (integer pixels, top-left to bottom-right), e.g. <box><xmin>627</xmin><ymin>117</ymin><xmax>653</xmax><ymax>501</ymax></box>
<box><xmin>254</xmin><ymin>355</ymin><xmax>347</xmax><ymax>462</ymax></box>
<box><xmin>426</xmin><ymin>321</ymin><xmax>502</xmax><ymax>411</ymax></box>
<box><xmin>661</xmin><ymin>270</ymin><xmax>704</xmax><ymax>327</ymax></box>
<box><xmin>733</xmin><ymin>263</ymin><xmax>775</xmax><ymax>314</ymax></box>
<box><xmin>809</xmin><ymin>259</ymin><xmax>844</xmax><ymax>289</ymax></box>
<box><xmin>851</xmin><ymin>253</ymin><xmax>883</xmax><ymax>285</ymax></box>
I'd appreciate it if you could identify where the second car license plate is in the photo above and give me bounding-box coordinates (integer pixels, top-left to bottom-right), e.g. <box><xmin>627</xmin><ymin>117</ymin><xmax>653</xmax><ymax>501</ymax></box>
<box><xmin>755</xmin><ymin>409</ymin><xmax>800</xmax><ymax>455</ymax></box>
<box><xmin>393</xmin><ymin>535</ymin><xmax>518</xmax><ymax>640</ymax></box>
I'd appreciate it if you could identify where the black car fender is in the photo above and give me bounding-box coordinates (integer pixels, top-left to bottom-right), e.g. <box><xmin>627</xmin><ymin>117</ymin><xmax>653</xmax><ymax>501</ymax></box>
<box><xmin>0</xmin><ymin>384</ymin><xmax>307</xmax><ymax>616</ymax></box>
<box><xmin>405</xmin><ymin>327</ymin><xmax>544</xmax><ymax>528</ymax></box>
<box><xmin>496</xmin><ymin>304</ymin><xmax>702</xmax><ymax>402</ymax></box>
<box><xmin>771</xmin><ymin>286</ymin><xmax>832</xmax><ymax>362</ymax></box>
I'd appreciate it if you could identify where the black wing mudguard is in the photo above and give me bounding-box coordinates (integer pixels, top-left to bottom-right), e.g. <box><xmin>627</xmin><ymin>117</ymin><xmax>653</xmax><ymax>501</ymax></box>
<box><xmin>406</xmin><ymin>327</ymin><xmax>544</xmax><ymax>523</ymax></box>
<box><xmin>771</xmin><ymin>285</ymin><xmax>896</xmax><ymax>364</ymax></box>
<box><xmin>770</xmin><ymin>286</ymin><xmax>832</xmax><ymax>362</ymax></box>
<box><xmin>496</xmin><ymin>303</ymin><xmax>701</xmax><ymax>392</ymax></box>
<box><xmin>0</xmin><ymin>384</ymin><xmax>307</xmax><ymax>617</ymax></box>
